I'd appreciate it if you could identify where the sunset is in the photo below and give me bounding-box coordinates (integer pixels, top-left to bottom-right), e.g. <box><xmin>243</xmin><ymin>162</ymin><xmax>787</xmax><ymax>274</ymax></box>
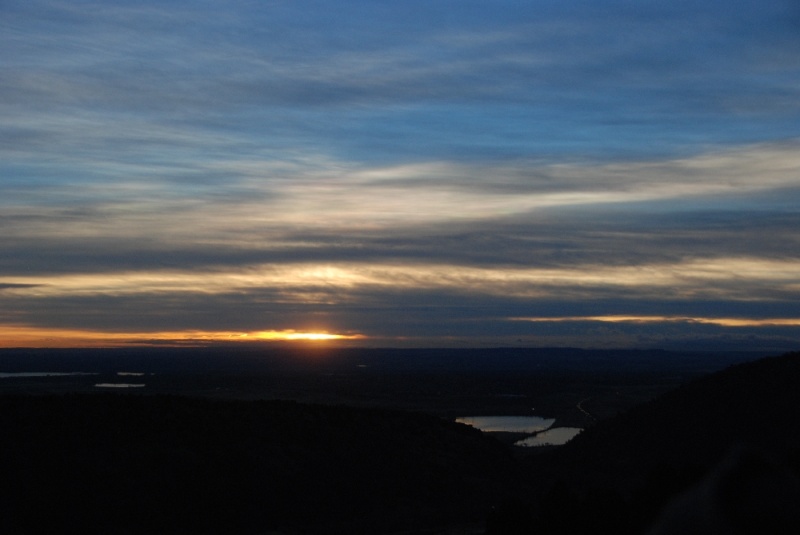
<box><xmin>2</xmin><ymin>0</ymin><xmax>799</xmax><ymax>349</ymax></box>
<box><xmin>3</xmin><ymin>2</ymin><xmax>800</xmax><ymax>531</ymax></box>
<box><xmin>0</xmin><ymin>325</ymin><xmax>364</xmax><ymax>348</ymax></box>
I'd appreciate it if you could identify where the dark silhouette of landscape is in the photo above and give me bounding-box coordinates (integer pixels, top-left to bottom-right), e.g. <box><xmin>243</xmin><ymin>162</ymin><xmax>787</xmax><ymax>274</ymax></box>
<box><xmin>0</xmin><ymin>347</ymin><xmax>797</xmax><ymax>534</ymax></box>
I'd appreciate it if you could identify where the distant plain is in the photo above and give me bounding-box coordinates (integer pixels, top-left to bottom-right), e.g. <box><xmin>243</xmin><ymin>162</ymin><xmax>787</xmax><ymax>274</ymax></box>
<box><xmin>0</xmin><ymin>347</ymin><xmax>767</xmax><ymax>429</ymax></box>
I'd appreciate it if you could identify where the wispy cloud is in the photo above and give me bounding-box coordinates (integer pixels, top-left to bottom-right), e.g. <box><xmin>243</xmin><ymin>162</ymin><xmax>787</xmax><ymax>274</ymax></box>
<box><xmin>0</xmin><ymin>283</ymin><xmax>43</xmax><ymax>291</ymax></box>
<box><xmin>2</xmin><ymin>0</ymin><xmax>799</xmax><ymax>347</ymax></box>
<box><xmin>2</xmin><ymin>141</ymin><xmax>798</xmax><ymax>265</ymax></box>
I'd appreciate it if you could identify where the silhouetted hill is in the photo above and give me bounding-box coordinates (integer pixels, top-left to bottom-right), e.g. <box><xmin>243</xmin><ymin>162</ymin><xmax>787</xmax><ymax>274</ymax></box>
<box><xmin>496</xmin><ymin>351</ymin><xmax>800</xmax><ymax>534</ymax></box>
<box><xmin>0</xmin><ymin>395</ymin><xmax>524</xmax><ymax>534</ymax></box>
<box><xmin>552</xmin><ymin>350</ymin><xmax>800</xmax><ymax>487</ymax></box>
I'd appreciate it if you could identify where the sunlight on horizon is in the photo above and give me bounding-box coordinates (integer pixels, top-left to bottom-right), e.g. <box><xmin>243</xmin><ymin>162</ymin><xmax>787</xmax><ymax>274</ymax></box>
<box><xmin>0</xmin><ymin>325</ymin><xmax>366</xmax><ymax>348</ymax></box>
<box><xmin>510</xmin><ymin>316</ymin><xmax>800</xmax><ymax>327</ymax></box>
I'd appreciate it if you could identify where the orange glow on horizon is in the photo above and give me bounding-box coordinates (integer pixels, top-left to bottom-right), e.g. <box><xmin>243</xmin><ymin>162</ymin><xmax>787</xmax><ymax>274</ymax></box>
<box><xmin>510</xmin><ymin>315</ymin><xmax>800</xmax><ymax>327</ymax></box>
<box><xmin>250</xmin><ymin>330</ymin><xmax>358</xmax><ymax>341</ymax></box>
<box><xmin>0</xmin><ymin>325</ymin><xmax>366</xmax><ymax>348</ymax></box>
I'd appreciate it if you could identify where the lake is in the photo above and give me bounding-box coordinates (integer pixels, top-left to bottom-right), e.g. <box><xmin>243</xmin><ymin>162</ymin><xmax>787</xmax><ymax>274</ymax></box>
<box><xmin>514</xmin><ymin>427</ymin><xmax>582</xmax><ymax>447</ymax></box>
<box><xmin>456</xmin><ymin>415</ymin><xmax>582</xmax><ymax>447</ymax></box>
<box><xmin>456</xmin><ymin>416</ymin><xmax>555</xmax><ymax>433</ymax></box>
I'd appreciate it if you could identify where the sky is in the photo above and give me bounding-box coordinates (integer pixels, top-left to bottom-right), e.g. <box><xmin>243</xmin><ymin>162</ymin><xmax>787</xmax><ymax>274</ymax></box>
<box><xmin>2</xmin><ymin>0</ymin><xmax>800</xmax><ymax>349</ymax></box>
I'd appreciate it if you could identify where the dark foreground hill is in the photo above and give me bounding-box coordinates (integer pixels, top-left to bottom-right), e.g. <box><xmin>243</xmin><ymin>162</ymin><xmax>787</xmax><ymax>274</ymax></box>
<box><xmin>0</xmin><ymin>395</ymin><xmax>524</xmax><ymax>535</ymax></box>
<box><xmin>491</xmin><ymin>351</ymin><xmax>800</xmax><ymax>534</ymax></box>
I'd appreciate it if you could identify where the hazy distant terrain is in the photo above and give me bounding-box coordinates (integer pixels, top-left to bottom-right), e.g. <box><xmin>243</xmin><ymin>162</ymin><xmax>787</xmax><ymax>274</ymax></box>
<box><xmin>0</xmin><ymin>347</ymin><xmax>765</xmax><ymax>422</ymax></box>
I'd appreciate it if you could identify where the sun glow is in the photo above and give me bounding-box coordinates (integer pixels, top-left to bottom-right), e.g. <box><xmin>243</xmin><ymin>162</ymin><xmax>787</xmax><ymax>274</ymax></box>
<box><xmin>0</xmin><ymin>325</ymin><xmax>366</xmax><ymax>348</ymax></box>
<box><xmin>250</xmin><ymin>330</ymin><xmax>363</xmax><ymax>341</ymax></box>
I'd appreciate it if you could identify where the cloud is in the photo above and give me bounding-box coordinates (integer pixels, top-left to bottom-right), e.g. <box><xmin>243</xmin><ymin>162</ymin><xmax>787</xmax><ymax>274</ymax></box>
<box><xmin>2</xmin><ymin>255</ymin><xmax>798</xmax><ymax>322</ymax></box>
<box><xmin>1</xmin><ymin>1</ymin><xmax>799</xmax><ymax>346</ymax></box>
<box><xmin>0</xmin><ymin>283</ymin><xmax>42</xmax><ymax>290</ymax></box>
<box><xmin>0</xmin><ymin>140</ymin><xmax>798</xmax><ymax>296</ymax></box>
<box><xmin>4</xmin><ymin>0</ymin><xmax>799</xmax><ymax>154</ymax></box>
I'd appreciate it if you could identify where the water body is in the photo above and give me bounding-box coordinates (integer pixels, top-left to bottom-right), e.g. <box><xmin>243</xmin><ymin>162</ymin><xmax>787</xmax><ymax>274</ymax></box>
<box><xmin>95</xmin><ymin>383</ymin><xmax>146</xmax><ymax>388</ymax></box>
<box><xmin>515</xmin><ymin>427</ymin><xmax>582</xmax><ymax>447</ymax></box>
<box><xmin>457</xmin><ymin>416</ymin><xmax>582</xmax><ymax>447</ymax></box>
<box><xmin>456</xmin><ymin>416</ymin><xmax>555</xmax><ymax>433</ymax></box>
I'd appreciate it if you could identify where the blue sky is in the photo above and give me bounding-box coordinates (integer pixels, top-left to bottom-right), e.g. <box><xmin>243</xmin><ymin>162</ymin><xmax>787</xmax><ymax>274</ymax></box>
<box><xmin>2</xmin><ymin>0</ymin><xmax>800</xmax><ymax>348</ymax></box>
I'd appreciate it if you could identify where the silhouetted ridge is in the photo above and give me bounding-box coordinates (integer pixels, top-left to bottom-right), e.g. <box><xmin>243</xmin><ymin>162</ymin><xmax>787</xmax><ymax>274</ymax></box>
<box><xmin>497</xmin><ymin>351</ymin><xmax>800</xmax><ymax>535</ymax></box>
<box><xmin>557</xmin><ymin>350</ymin><xmax>800</xmax><ymax>481</ymax></box>
<box><xmin>0</xmin><ymin>395</ymin><xmax>523</xmax><ymax>534</ymax></box>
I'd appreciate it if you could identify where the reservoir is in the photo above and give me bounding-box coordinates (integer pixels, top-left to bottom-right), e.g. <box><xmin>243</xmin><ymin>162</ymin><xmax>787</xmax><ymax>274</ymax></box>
<box><xmin>514</xmin><ymin>427</ymin><xmax>582</xmax><ymax>447</ymax></box>
<box><xmin>456</xmin><ymin>416</ymin><xmax>555</xmax><ymax>433</ymax></box>
<box><xmin>456</xmin><ymin>415</ymin><xmax>582</xmax><ymax>447</ymax></box>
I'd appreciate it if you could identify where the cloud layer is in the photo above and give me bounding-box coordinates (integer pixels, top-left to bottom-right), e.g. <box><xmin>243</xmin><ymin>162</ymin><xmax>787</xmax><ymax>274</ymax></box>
<box><xmin>2</xmin><ymin>0</ymin><xmax>799</xmax><ymax>348</ymax></box>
